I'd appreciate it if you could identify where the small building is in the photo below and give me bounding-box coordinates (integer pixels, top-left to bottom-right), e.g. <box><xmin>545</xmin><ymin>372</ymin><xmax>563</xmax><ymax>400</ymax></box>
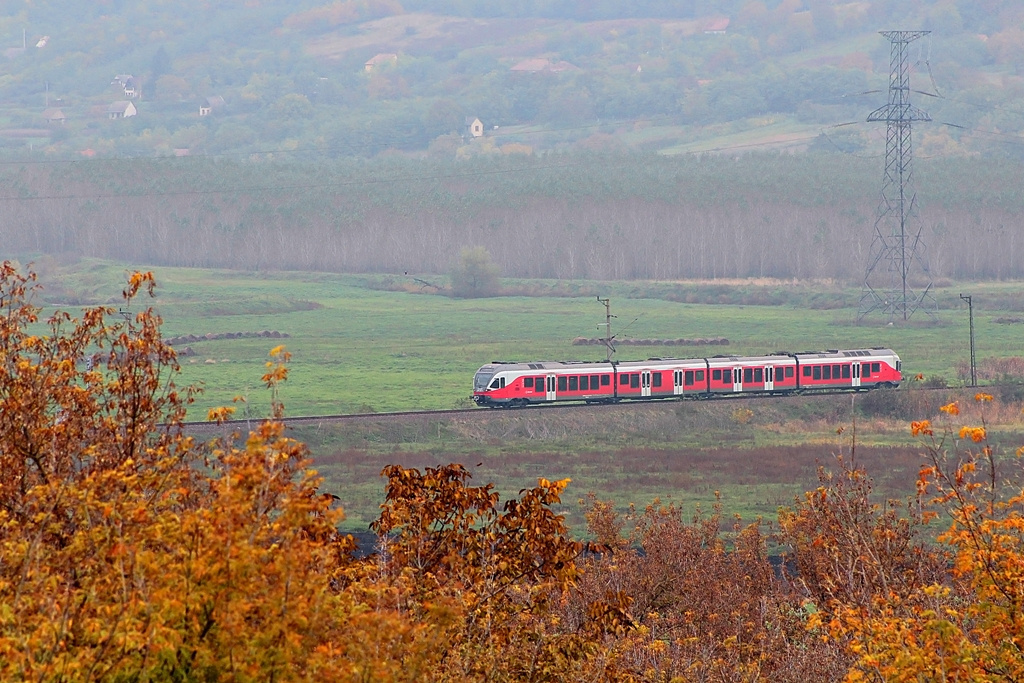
<box><xmin>42</xmin><ymin>107</ymin><xmax>66</xmax><ymax>124</ymax></box>
<box><xmin>364</xmin><ymin>53</ymin><xmax>398</xmax><ymax>72</ymax></box>
<box><xmin>199</xmin><ymin>95</ymin><xmax>226</xmax><ymax>116</ymax></box>
<box><xmin>123</xmin><ymin>76</ymin><xmax>139</xmax><ymax>98</ymax></box>
<box><xmin>107</xmin><ymin>101</ymin><xmax>137</xmax><ymax>119</ymax></box>
<box><xmin>464</xmin><ymin>117</ymin><xmax>483</xmax><ymax>138</ymax></box>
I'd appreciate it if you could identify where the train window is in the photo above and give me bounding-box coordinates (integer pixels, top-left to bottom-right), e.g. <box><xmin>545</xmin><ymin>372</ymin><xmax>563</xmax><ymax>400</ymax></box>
<box><xmin>722</xmin><ymin>369</ymin><xmax>732</xmax><ymax>385</ymax></box>
<box><xmin>696</xmin><ymin>370</ymin><xmax>705</xmax><ymax>382</ymax></box>
<box><xmin>842</xmin><ymin>365</ymin><xmax>851</xmax><ymax>379</ymax></box>
<box><xmin>558</xmin><ymin>376</ymin><xmax>567</xmax><ymax>392</ymax></box>
<box><xmin>652</xmin><ymin>373</ymin><xmax>662</xmax><ymax>388</ymax></box>
<box><xmin>813</xmin><ymin>366</ymin><xmax>821</xmax><ymax>380</ymax></box>
<box><xmin>754</xmin><ymin>368</ymin><xmax>763</xmax><ymax>383</ymax></box>
<box><xmin>823</xmin><ymin>365</ymin><xmax>831</xmax><ymax>380</ymax></box>
<box><xmin>524</xmin><ymin>377</ymin><xmax>533</xmax><ymax>388</ymax></box>
<box><xmin>490</xmin><ymin>379</ymin><xmax>500</xmax><ymax>389</ymax></box>
<box><xmin>580</xmin><ymin>376</ymin><xmax>589</xmax><ymax>391</ymax></box>
<box><xmin>569</xmin><ymin>376</ymin><xmax>578</xmax><ymax>391</ymax></box>
<box><xmin>743</xmin><ymin>368</ymin><xmax>753</xmax><ymax>383</ymax></box>
<box><xmin>833</xmin><ymin>364</ymin><xmax>841</xmax><ymax>378</ymax></box>
<box><xmin>602</xmin><ymin>375</ymin><xmax>610</xmax><ymax>386</ymax></box>
<box><xmin>863</xmin><ymin>365</ymin><xmax>871</xmax><ymax>378</ymax></box>
<box><xmin>537</xmin><ymin>377</ymin><xmax>546</xmax><ymax>391</ymax></box>
<box><xmin>712</xmin><ymin>369</ymin><xmax>722</xmax><ymax>381</ymax></box>
<box><xmin>620</xmin><ymin>374</ymin><xmax>629</xmax><ymax>385</ymax></box>
<box><xmin>685</xmin><ymin>370</ymin><xmax>694</xmax><ymax>385</ymax></box>
<box><xmin>803</xmin><ymin>366</ymin><xmax>811</xmax><ymax>377</ymax></box>
<box><xmin>786</xmin><ymin>367</ymin><xmax>794</xmax><ymax>378</ymax></box>
<box><xmin>872</xmin><ymin>363</ymin><xmax>880</xmax><ymax>373</ymax></box>
<box><xmin>630</xmin><ymin>374</ymin><xmax>640</xmax><ymax>389</ymax></box>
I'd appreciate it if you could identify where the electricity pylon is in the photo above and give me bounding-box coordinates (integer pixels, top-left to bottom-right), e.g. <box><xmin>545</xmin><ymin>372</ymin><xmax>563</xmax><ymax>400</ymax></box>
<box><xmin>858</xmin><ymin>30</ymin><xmax>937</xmax><ymax>323</ymax></box>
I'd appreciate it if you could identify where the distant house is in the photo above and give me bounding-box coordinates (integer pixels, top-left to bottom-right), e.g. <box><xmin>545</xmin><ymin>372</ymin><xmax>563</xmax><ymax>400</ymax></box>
<box><xmin>199</xmin><ymin>95</ymin><xmax>226</xmax><ymax>116</ymax></box>
<box><xmin>464</xmin><ymin>117</ymin><xmax>483</xmax><ymax>138</ymax></box>
<box><xmin>364</xmin><ymin>53</ymin><xmax>398</xmax><ymax>72</ymax></box>
<box><xmin>42</xmin><ymin>108</ymin><xmax>66</xmax><ymax>124</ymax></box>
<box><xmin>703</xmin><ymin>17</ymin><xmax>730</xmax><ymax>34</ymax></box>
<box><xmin>123</xmin><ymin>76</ymin><xmax>139</xmax><ymax>98</ymax></box>
<box><xmin>509</xmin><ymin>58</ymin><xmax>580</xmax><ymax>73</ymax></box>
<box><xmin>107</xmin><ymin>101</ymin><xmax>137</xmax><ymax>119</ymax></box>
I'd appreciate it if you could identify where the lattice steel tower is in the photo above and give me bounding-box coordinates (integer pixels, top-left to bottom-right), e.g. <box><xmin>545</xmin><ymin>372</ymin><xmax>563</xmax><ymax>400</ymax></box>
<box><xmin>858</xmin><ymin>30</ymin><xmax>936</xmax><ymax>322</ymax></box>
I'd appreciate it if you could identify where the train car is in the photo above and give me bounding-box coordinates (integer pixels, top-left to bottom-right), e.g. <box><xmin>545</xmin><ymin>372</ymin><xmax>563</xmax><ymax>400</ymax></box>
<box><xmin>613</xmin><ymin>357</ymin><xmax>709</xmax><ymax>401</ymax></box>
<box><xmin>472</xmin><ymin>347</ymin><xmax>901</xmax><ymax>408</ymax></box>
<box><xmin>705</xmin><ymin>354</ymin><xmax>798</xmax><ymax>396</ymax></box>
<box><xmin>792</xmin><ymin>348</ymin><xmax>901</xmax><ymax>391</ymax></box>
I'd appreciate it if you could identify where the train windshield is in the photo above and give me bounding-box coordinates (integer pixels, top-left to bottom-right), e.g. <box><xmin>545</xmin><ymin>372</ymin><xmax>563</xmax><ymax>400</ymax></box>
<box><xmin>474</xmin><ymin>370</ymin><xmax>495</xmax><ymax>391</ymax></box>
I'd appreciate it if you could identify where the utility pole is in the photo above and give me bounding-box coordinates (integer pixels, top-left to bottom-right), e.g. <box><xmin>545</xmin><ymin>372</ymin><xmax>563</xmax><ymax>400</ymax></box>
<box><xmin>596</xmin><ymin>296</ymin><xmax>616</xmax><ymax>362</ymax></box>
<box><xmin>960</xmin><ymin>293</ymin><xmax>976</xmax><ymax>387</ymax></box>
<box><xmin>859</xmin><ymin>30</ymin><xmax>936</xmax><ymax>323</ymax></box>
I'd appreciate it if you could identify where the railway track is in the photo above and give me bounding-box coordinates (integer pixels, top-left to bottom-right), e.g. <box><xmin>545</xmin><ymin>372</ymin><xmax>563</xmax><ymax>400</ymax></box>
<box><xmin>179</xmin><ymin>383</ymin><xmax>981</xmax><ymax>434</ymax></box>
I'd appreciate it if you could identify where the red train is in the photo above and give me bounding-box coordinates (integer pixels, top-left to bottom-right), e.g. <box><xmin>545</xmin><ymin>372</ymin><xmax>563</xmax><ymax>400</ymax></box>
<box><xmin>473</xmin><ymin>348</ymin><xmax>902</xmax><ymax>408</ymax></box>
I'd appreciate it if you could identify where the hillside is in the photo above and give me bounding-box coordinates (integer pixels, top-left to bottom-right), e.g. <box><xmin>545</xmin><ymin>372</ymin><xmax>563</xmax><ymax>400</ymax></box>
<box><xmin>1</xmin><ymin>0</ymin><xmax>1023</xmax><ymax>159</ymax></box>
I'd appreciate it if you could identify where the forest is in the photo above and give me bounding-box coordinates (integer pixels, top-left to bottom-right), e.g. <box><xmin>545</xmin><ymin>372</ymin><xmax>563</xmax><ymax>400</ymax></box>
<box><xmin>2</xmin><ymin>151</ymin><xmax>1023</xmax><ymax>283</ymax></box>
<box><xmin>2</xmin><ymin>264</ymin><xmax>1024</xmax><ymax>681</ymax></box>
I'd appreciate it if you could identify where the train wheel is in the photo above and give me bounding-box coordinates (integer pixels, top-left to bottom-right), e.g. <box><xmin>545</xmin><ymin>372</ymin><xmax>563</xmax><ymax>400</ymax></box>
<box><xmin>512</xmin><ymin>399</ymin><xmax>528</xmax><ymax>408</ymax></box>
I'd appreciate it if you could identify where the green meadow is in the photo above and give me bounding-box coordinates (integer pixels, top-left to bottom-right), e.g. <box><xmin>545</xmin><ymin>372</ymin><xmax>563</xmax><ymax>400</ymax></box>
<box><xmin>33</xmin><ymin>260</ymin><xmax>1024</xmax><ymax>532</ymax></box>
<box><xmin>36</xmin><ymin>260</ymin><xmax>1024</xmax><ymax>418</ymax></box>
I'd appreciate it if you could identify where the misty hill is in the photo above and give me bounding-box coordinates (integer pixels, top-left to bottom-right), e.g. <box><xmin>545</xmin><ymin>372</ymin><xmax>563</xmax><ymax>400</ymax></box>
<box><xmin>1</xmin><ymin>0</ymin><xmax>1022</xmax><ymax>159</ymax></box>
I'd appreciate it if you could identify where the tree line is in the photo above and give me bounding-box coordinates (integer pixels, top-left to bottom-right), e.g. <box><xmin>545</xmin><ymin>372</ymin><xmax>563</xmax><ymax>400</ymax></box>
<box><xmin>3</xmin><ymin>152</ymin><xmax>1024</xmax><ymax>283</ymax></box>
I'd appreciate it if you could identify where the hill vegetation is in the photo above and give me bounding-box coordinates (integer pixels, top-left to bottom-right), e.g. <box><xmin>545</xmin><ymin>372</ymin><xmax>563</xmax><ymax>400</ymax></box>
<box><xmin>1</xmin><ymin>0</ymin><xmax>1023</xmax><ymax>158</ymax></box>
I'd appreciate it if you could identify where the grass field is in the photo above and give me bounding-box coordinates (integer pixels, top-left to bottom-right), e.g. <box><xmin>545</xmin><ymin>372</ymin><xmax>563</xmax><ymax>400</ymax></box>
<box><xmin>30</xmin><ymin>259</ymin><xmax>1024</xmax><ymax>533</ymax></box>
<box><xmin>36</xmin><ymin>259</ymin><xmax>1023</xmax><ymax>418</ymax></box>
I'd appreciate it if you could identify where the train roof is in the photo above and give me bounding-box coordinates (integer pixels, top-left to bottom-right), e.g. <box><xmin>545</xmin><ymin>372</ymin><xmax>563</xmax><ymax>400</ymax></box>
<box><xmin>477</xmin><ymin>360</ymin><xmax>614</xmax><ymax>373</ymax></box>
<box><xmin>791</xmin><ymin>348</ymin><xmax>898</xmax><ymax>360</ymax></box>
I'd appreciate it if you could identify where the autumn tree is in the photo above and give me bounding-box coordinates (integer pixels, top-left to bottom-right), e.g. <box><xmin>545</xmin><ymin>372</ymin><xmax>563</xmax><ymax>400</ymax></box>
<box><xmin>825</xmin><ymin>398</ymin><xmax>1024</xmax><ymax>681</ymax></box>
<box><xmin>0</xmin><ymin>264</ymin><xmax>357</xmax><ymax>680</ymax></box>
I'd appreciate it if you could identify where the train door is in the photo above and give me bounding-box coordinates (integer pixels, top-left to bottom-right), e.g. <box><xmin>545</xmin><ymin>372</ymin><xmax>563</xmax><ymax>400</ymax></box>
<box><xmin>641</xmin><ymin>370</ymin><xmax>652</xmax><ymax>397</ymax></box>
<box><xmin>733</xmin><ymin>367</ymin><xmax>743</xmax><ymax>392</ymax></box>
<box><xmin>546</xmin><ymin>374</ymin><xmax>557</xmax><ymax>401</ymax></box>
<box><xmin>673</xmin><ymin>370</ymin><xmax>684</xmax><ymax>396</ymax></box>
<box><xmin>852</xmin><ymin>362</ymin><xmax>861</xmax><ymax>388</ymax></box>
<box><xmin>765</xmin><ymin>366</ymin><xmax>775</xmax><ymax>392</ymax></box>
